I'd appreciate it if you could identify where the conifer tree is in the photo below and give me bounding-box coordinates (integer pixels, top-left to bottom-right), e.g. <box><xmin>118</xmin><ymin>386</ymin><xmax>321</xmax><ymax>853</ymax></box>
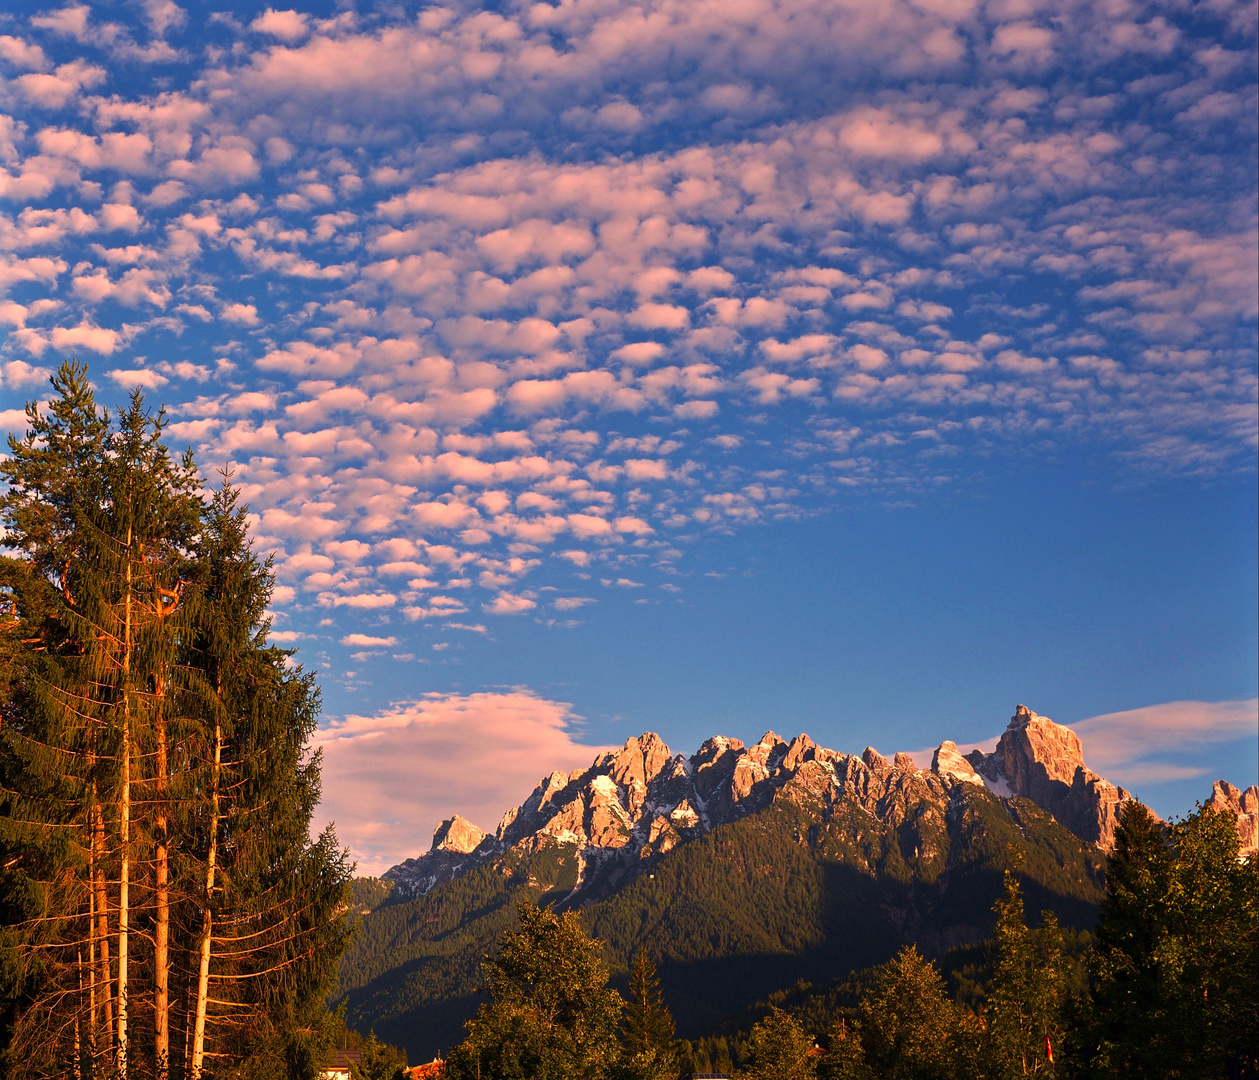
<box><xmin>0</xmin><ymin>363</ymin><xmax>353</xmax><ymax>1079</ymax></box>
<box><xmin>0</xmin><ymin>380</ymin><xmax>200</xmax><ymax>1077</ymax></box>
<box><xmin>619</xmin><ymin>948</ymin><xmax>676</xmax><ymax>1078</ymax></box>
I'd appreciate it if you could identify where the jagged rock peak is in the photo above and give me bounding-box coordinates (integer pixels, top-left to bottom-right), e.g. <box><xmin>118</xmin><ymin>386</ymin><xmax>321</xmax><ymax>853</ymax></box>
<box><xmin>609</xmin><ymin>732</ymin><xmax>673</xmax><ymax>793</ymax></box>
<box><xmin>969</xmin><ymin>705</ymin><xmax>1130</xmax><ymax>851</ymax></box>
<box><xmin>384</xmin><ymin>707</ymin><xmax>1259</xmax><ymax>901</ymax></box>
<box><xmin>932</xmin><ymin>740</ymin><xmax>981</xmax><ymax>785</ymax></box>
<box><xmin>1208</xmin><ymin>780</ymin><xmax>1259</xmax><ymax>859</ymax></box>
<box><xmin>431</xmin><ymin>814</ymin><xmax>486</xmax><ymax>855</ymax></box>
<box><xmin>862</xmin><ymin>747</ymin><xmax>887</xmax><ymax>770</ymax></box>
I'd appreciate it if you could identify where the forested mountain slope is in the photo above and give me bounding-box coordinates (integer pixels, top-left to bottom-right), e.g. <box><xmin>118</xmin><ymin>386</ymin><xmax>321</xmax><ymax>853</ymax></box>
<box><xmin>336</xmin><ymin>706</ymin><xmax>1156</xmax><ymax>1059</ymax></box>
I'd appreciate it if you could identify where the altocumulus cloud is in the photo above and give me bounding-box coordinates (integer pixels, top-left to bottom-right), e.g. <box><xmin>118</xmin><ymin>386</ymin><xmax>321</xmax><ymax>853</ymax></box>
<box><xmin>0</xmin><ymin>0</ymin><xmax>1254</xmax><ymax>645</ymax></box>
<box><xmin>310</xmin><ymin>691</ymin><xmax>616</xmax><ymax>875</ymax></box>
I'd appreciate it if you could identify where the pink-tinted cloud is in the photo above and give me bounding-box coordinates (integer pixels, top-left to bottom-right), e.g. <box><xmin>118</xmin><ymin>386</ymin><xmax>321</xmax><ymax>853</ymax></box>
<box><xmin>910</xmin><ymin>699</ymin><xmax>1259</xmax><ymax>790</ymax></box>
<box><xmin>312</xmin><ymin>690</ymin><xmax>616</xmax><ymax>873</ymax></box>
<box><xmin>1072</xmin><ymin>699</ymin><xmax>1259</xmax><ymax>784</ymax></box>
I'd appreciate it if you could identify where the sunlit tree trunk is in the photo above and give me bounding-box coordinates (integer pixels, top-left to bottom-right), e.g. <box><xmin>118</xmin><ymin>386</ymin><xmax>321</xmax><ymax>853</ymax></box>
<box><xmin>116</xmin><ymin>520</ymin><xmax>132</xmax><ymax>1080</ymax></box>
<box><xmin>92</xmin><ymin>795</ymin><xmax>114</xmax><ymax>1051</ymax></box>
<box><xmin>189</xmin><ymin>714</ymin><xmax>222</xmax><ymax>1080</ymax></box>
<box><xmin>154</xmin><ymin>682</ymin><xmax>170</xmax><ymax>1080</ymax></box>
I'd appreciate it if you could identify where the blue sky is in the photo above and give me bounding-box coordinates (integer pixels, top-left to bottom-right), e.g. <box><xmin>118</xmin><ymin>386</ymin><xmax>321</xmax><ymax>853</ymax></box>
<box><xmin>0</xmin><ymin>0</ymin><xmax>1255</xmax><ymax>871</ymax></box>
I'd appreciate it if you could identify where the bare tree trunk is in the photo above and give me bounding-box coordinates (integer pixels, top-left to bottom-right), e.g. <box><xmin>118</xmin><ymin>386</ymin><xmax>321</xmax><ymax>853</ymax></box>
<box><xmin>88</xmin><ymin>880</ymin><xmax>97</xmax><ymax>1062</ymax></box>
<box><xmin>189</xmin><ymin>716</ymin><xmax>222</xmax><ymax>1080</ymax></box>
<box><xmin>116</xmin><ymin>523</ymin><xmax>132</xmax><ymax>1080</ymax></box>
<box><xmin>88</xmin><ymin>890</ymin><xmax>96</xmax><ymax>1044</ymax></box>
<box><xmin>74</xmin><ymin>947</ymin><xmax>83</xmax><ymax>1080</ymax></box>
<box><xmin>92</xmin><ymin>796</ymin><xmax>114</xmax><ymax>1051</ymax></box>
<box><xmin>154</xmin><ymin>687</ymin><xmax>170</xmax><ymax>1080</ymax></box>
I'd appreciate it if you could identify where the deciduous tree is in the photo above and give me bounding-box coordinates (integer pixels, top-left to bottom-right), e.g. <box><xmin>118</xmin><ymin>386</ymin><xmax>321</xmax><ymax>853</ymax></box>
<box><xmin>735</xmin><ymin>1006</ymin><xmax>817</xmax><ymax>1080</ymax></box>
<box><xmin>1086</xmin><ymin>799</ymin><xmax>1259</xmax><ymax>1079</ymax></box>
<box><xmin>446</xmin><ymin>901</ymin><xmax>624</xmax><ymax>1080</ymax></box>
<box><xmin>985</xmin><ymin>860</ymin><xmax>1067</xmax><ymax>1077</ymax></box>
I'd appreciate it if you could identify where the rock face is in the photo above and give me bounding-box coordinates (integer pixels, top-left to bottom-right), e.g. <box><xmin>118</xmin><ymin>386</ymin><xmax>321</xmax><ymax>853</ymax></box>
<box><xmin>1207</xmin><ymin>780</ymin><xmax>1259</xmax><ymax>858</ymax></box>
<box><xmin>386</xmin><ymin>728</ymin><xmax>952</xmax><ymax>899</ymax></box>
<box><xmin>432</xmin><ymin>814</ymin><xmax>486</xmax><ymax>854</ymax></box>
<box><xmin>966</xmin><ymin>705</ymin><xmax>1133</xmax><ymax>851</ymax></box>
<box><xmin>382</xmin><ymin>705</ymin><xmax>1258</xmax><ymax>898</ymax></box>
<box><xmin>382</xmin><ymin>814</ymin><xmax>492</xmax><ymax>896</ymax></box>
<box><xmin>932</xmin><ymin>740</ymin><xmax>982</xmax><ymax>785</ymax></box>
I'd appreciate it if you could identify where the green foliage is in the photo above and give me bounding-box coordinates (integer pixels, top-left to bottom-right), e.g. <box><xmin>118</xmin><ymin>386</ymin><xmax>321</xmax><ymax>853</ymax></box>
<box><xmin>620</xmin><ymin>949</ymin><xmax>678</xmax><ymax>1080</ymax></box>
<box><xmin>675</xmin><ymin>1035</ymin><xmax>734</xmax><ymax>1076</ymax></box>
<box><xmin>817</xmin><ymin>1019</ymin><xmax>873</xmax><ymax>1080</ymax></box>
<box><xmin>856</xmin><ymin>946</ymin><xmax>967</xmax><ymax>1080</ymax></box>
<box><xmin>984</xmin><ymin>858</ymin><xmax>1067</xmax><ymax>1078</ymax></box>
<box><xmin>1084</xmin><ymin>799</ymin><xmax>1259</xmax><ymax>1079</ymax></box>
<box><xmin>734</xmin><ymin>1007</ymin><xmax>817</xmax><ymax>1080</ymax></box>
<box><xmin>351</xmin><ymin>1031</ymin><xmax>409</xmax><ymax>1080</ymax></box>
<box><xmin>446</xmin><ymin>901</ymin><xmax>625</xmax><ymax>1080</ymax></box>
<box><xmin>351</xmin><ymin>877</ymin><xmax>397</xmax><ymax>914</ymax></box>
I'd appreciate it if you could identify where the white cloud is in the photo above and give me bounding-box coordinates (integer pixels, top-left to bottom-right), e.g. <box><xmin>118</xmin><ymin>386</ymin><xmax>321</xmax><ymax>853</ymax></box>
<box><xmin>0</xmin><ymin>35</ymin><xmax>50</xmax><ymax>71</ymax></box>
<box><xmin>106</xmin><ymin>366</ymin><xmax>167</xmax><ymax>389</ymax></box>
<box><xmin>312</xmin><ymin>690</ymin><xmax>616</xmax><ymax>874</ymax></box>
<box><xmin>221</xmin><ymin>301</ymin><xmax>259</xmax><ymax>325</ymax></box>
<box><xmin>250</xmin><ymin>9</ymin><xmax>310</xmax><ymax>42</ymax></box>
<box><xmin>339</xmin><ymin>633</ymin><xmax>398</xmax><ymax>647</ymax></box>
<box><xmin>484</xmin><ymin>591</ymin><xmax>536</xmax><ymax>615</ymax></box>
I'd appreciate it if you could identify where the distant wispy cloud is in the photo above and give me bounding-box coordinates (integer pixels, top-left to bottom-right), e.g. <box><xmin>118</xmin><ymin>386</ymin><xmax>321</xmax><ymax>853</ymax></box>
<box><xmin>911</xmin><ymin>699</ymin><xmax>1259</xmax><ymax>792</ymax></box>
<box><xmin>1072</xmin><ymin>699</ymin><xmax>1259</xmax><ymax>786</ymax></box>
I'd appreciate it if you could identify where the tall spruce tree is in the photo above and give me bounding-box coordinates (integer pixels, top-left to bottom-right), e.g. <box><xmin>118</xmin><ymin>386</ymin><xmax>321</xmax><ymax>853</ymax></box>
<box><xmin>619</xmin><ymin>949</ymin><xmax>676</xmax><ymax>1080</ymax></box>
<box><xmin>0</xmin><ymin>364</ymin><xmax>352</xmax><ymax>1079</ymax></box>
<box><xmin>181</xmin><ymin>478</ymin><xmax>352</xmax><ymax>1076</ymax></box>
<box><xmin>0</xmin><ymin>382</ymin><xmax>200</xmax><ymax>1077</ymax></box>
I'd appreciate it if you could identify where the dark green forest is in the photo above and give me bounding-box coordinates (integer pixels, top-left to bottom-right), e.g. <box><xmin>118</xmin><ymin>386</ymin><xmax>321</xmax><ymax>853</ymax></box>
<box><xmin>337</xmin><ymin>779</ymin><xmax>1108</xmax><ymax>1055</ymax></box>
<box><xmin>435</xmin><ymin>800</ymin><xmax>1257</xmax><ymax>1079</ymax></box>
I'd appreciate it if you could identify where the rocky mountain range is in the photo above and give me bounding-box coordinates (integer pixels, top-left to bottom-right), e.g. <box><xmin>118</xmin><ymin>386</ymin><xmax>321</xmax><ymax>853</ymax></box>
<box><xmin>347</xmin><ymin>704</ymin><xmax>1256</xmax><ymax>1058</ymax></box>
<box><xmin>384</xmin><ymin>704</ymin><xmax>1255</xmax><ymax>900</ymax></box>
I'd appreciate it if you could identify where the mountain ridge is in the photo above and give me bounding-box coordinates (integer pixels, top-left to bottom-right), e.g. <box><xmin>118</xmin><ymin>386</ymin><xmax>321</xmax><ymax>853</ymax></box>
<box><xmin>346</xmin><ymin>704</ymin><xmax>1256</xmax><ymax>1057</ymax></box>
<box><xmin>383</xmin><ymin>704</ymin><xmax>1257</xmax><ymax>900</ymax></box>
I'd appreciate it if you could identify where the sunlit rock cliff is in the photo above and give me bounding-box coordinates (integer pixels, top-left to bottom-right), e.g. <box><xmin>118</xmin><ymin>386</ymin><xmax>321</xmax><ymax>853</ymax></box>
<box><xmin>383</xmin><ymin>704</ymin><xmax>1256</xmax><ymax>899</ymax></box>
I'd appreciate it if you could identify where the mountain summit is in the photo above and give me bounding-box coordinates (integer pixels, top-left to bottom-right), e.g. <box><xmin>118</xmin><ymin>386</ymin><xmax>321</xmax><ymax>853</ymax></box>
<box><xmin>350</xmin><ymin>705</ymin><xmax>1255</xmax><ymax>1058</ymax></box>
<box><xmin>384</xmin><ymin>705</ymin><xmax>1255</xmax><ymax>900</ymax></box>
